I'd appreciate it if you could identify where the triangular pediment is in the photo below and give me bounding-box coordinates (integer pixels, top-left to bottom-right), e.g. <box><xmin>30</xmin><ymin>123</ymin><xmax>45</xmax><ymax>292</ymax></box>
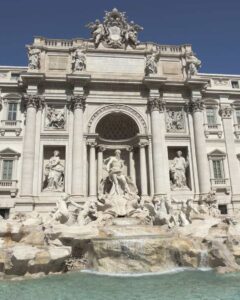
<box><xmin>208</xmin><ymin>149</ymin><xmax>226</xmax><ymax>157</ymax></box>
<box><xmin>0</xmin><ymin>148</ymin><xmax>21</xmax><ymax>157</ymax></box>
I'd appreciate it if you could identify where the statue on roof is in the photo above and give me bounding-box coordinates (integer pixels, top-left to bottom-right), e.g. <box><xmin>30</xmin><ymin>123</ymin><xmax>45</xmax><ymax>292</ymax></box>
<box><xmin>86</xmin><ymin>8</ymin><xmax>143</xmax><ymax>49</ymax></box>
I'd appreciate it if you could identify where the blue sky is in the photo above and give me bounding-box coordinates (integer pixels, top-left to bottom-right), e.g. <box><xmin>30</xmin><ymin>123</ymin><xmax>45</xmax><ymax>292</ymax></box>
<box><xmin>0</xmin><ymin>0</ymin><xmax>239</xmax><ymax>74</ymax></box>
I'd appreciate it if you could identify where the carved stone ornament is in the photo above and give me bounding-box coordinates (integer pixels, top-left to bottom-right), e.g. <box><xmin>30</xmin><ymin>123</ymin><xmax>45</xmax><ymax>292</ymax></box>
<box><xmin>68</xmin><ymin>95</ymin><xmax>86</xmax><ymax>110</ymax></box>
<box><xmin>220</xmin><ymin>106</ymin><xmax>233</xmax><ymax>119</ymax></box>
<box><xmin>71</xmin><ymin>48</ymin><xmax>86</xmax><ymax>72</ymax></box>
<box><xmin>23</xmin><ymin>94</ymin><xmax>45</xmax><ymax>110</ymax></box>
<box><xmin>86</xmin><ymin>8</ymin><xmax>143</xmax><ymax>49</ymax></box>
<box><xmin>148</xmin><ymin>97</ymin><xmax>166</xmax><ymax>112</ymax></box>
<box><xmin>166</xmin><ymin>110</ymin><xmax>185</xmax><ymax>132</ymax></box>
<box><xmin>45</xmin><ymin>106</ymin><xmax>65</xmax><ymax>129</ymax></box>
<box><xmin>27</xmin><ymin>46</ymin><xmax>41</xmax><ymax>70</ymax></box>
<box><xmin>189</xmin><ymin>99</ymin><xmax>204</xmax><ymax>112</ymax></box>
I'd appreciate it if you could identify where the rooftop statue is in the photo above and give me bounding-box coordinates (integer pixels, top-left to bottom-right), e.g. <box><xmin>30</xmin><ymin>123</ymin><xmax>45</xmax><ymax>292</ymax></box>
<box><xmin>86</xmin><ymin>8</ymin><xmax>143</xmax><ymax>49</ymax></box>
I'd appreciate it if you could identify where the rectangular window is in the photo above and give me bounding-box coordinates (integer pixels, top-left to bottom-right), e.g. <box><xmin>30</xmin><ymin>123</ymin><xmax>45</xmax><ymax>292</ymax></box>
<box><xmin>236</xmin><ymin>110</ymin><xmax>240</xmax><ymax>124</ymax></box>
<box><xmin>212</xmin><ymin>160</ymin><xmax>223</xmax><ymax>179</ymax></box>
<box><xmin>2</xmin><ymin>160</ymin><xmax>13</xmax><ymax>180</ymax></box>
<box><xmin>232</xmin><ymin>81</ymin><xmax>239</xmax><ymax>89</ymax></box>
<box><xmin>206</xmin><ymin>108</ymin><xmax>217</xmax><ymax>125</ymax></box>
<box><xmin>7</xmin><ymin>103</ymin><xmax>17</xmax><ymax>121</ymax></box>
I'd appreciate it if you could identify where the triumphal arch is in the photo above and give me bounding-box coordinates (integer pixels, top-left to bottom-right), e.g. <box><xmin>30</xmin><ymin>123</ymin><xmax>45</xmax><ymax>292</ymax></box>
<box><xmin>0</xmin><ymin>8</ymin><xmax>240</xmax><ymax>217</ymax></box>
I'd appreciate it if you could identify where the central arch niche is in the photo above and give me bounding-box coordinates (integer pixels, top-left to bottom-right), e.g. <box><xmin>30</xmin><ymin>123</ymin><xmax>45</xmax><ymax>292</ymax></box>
<box><xmin>96</xmin><ymin>113</ymin><xmax>139</xmax><ymax>140</ymax></box>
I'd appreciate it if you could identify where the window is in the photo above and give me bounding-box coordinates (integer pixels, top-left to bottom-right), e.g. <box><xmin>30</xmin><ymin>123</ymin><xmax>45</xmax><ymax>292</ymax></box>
<box><xmin>236</xmin><ymin>110</ymin><xmax>240</xmax><ymax>124</ymax></box>
<box><xmin>212</xmin><ymin>159</ymin><xmax>224</xmax><ymax>179</ymax></box>
<box><xmin>218</xmin><ymin>205</ymin><xmax>227</xmax><ymax>215</ymax></box>
<box><xmin>7</xmin><ymin>103</ymin><xmax>17</xmax><ymax>121</ymax></box>
<box><xmin>232</xmin><ymin>81</ymin><xmax>239</xmax><ymax>89</ymax></box>
<box><xmin>2</xmin><ymin>160</ymin><xmax>13</xmax><ymax>180</ymax></box>
<box><xmin>206</xmin><ymin>108</ymin><xmax>217</xmax><ymax>125</ymax></box>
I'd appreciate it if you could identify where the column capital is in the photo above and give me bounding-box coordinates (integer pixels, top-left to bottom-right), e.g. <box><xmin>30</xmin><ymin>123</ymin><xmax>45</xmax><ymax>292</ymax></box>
<box><xmin>98</xmin><ymin>146</ymin><xmax>106</xmax><ymax>152</ymax></box>
<box><xmin>138</xmin><ymin>141</ymin><xmax>149</xmax><ymax>148</ymax></box>
<box><xmin>219</xmin><ymin>105</ymin><xmax>233</xmax><ymax>119</ymax></box>
<box><xmin>68</xmin><ymin>94</ymin><xmax>86</xmax><ymax>110</ymax></box>
<box><xmin>23</xmin><ymin>94</ymin><xmax>45</xmax><ymax>110</ymax></box>
<box><xmin>189</xmin><ymin>99</ymin><xmax>205</xmax><ymax>113</ymax></box>
<box><xmin>148</xmin><ymin>97</ymin><xmax>166</xmax><ymax>112</ymax></box>
<box><xmin>87</xmin><ymin>141</ymin><xmax>97</xmax><ymax>147</ymax></box>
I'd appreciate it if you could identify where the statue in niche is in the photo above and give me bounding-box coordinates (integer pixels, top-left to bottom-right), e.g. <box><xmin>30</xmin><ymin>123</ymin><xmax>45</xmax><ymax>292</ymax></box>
<box><xmin>170</xmin><ymin>150</ymin><xmax>189</xmax><ymax>190</ymax></box>
<box><xmin>43</xmin><ymin>150</ymin><xmax>64</xmax><ymax>192</ymax></box>
<box><xmin>71</xmin><ymin>48</ymin><xmax>86</xmax><ymax>72</ymax></box>
<box><xmin>145</xmin><ymin>51</ymin><xmax>160</xmax><ymax>76</ymax></box>
<box><xmin>46</xmin><ymin>106</ymin><xmax>65</xmax><ymax>129</ymax></box>
<box><xmin>103</xmin><ymin>149</ymin><xmax>134</xmax><ymax>196</ymax></box>
<box><xmin>166</xmin><ymin>110</ymin><xmax>185</xmax><ymax>132</ymax></box>
<box><xmin>185</xmin><ymin>50</ymin><xmax>201</xmax><ymax>77</ymax></box>
<box><xmin>27</xmin><ymin>47</ymin><xmax>41</xmax><ymax>70</ymax></box>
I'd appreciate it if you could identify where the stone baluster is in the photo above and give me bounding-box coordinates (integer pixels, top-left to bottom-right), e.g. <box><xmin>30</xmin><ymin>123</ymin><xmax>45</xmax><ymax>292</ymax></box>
<box><xmin>70</xmin><ymin>95</ymin><xmax>85</xmax><ymax>196</ymax></box>
<box><xmin>220</xmin><ymin>103</ymin><xmax>240</xmax><ymax>197</ymax></box>
<box><xmin>190</xmin><ymin>92</ymin><xmax>211</xmax><ymax>194</ymax></box>
<box><xmin>139</xmin><ymin>142</ymin><xmax>148</xmax><ymax>197</ymax></box>
<box><xmin>21</xmin><ymin>94</ymin><xmax>44</xmax><ymax>196</ymax></box>
<box><xmin>89</xmin><ymin>142</ymin><xmax>97</xmax><ymax>197</ymax></box>
<box><xmin>148</xmin><ymin>96</ymin><xmax>170</xmax><ymax>195</ymax></box>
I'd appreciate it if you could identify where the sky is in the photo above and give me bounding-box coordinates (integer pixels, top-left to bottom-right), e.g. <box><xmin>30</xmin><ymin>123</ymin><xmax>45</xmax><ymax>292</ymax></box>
<box><xmin>0</xmin><ymin>0</ymin><xmax>239</xmax><ymax>74</ymax></box>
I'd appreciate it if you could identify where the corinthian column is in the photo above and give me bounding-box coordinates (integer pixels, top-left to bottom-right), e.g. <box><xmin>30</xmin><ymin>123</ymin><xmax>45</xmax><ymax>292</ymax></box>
<box><xmin>71</xmin><ymin>95</ymin><xmax>85</xmax><ymax>196</ymax></box>
<box><xmin>21</xmin><ymin>94</ymin><xmax>44</xmax><ymax>196</ymax></box>
<box><xmin>190</xmin><ymin>92</ymin><xmax>210</xmax><ymax>194</ymax></box>
<box><xmin>139</xmin><ymin>142</ymin><xmax>148</xmax><ymax>197</ymax></box>
<box><xmin>89</xmin><ymin>142</ymin><xmax>97</xmax><ymax>197</ymax></box>
<box><xmin>148</xmin><ymin>96</ymin><xmax>170</xmax><ymax>195</ymax></box>
<box><xmin>220</xmin><ymin>104</ymin><xmax>240</xmax><ymax>196</ymax></box>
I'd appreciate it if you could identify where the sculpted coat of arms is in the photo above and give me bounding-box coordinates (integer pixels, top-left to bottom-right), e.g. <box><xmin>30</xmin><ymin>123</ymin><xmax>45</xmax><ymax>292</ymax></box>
<box><xmin>86</xmin><ymin>8</ymin><xmax>143</xmax><ymax>49</ymax></box>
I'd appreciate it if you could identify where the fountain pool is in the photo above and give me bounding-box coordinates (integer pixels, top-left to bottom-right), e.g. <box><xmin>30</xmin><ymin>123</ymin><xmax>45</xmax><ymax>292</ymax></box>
<box><xmin>0</xmin><ymin>270</ymin><xmax>240</xmax><ymax>300</ymax></box>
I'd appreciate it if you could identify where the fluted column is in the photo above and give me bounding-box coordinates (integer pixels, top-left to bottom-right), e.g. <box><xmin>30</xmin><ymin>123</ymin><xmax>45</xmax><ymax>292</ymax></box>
<box><xmin>71</xmin><ymin>95</ymin><xmax>85</xmax><ymax>196</ymax></box>
<box><xmin>190</xmin><ymin>93</ymin><xmax>211</xmax><ymax>194</ymax></box>
<box><xmin>128</xmin><ymin>147</ymin><xmax>136</xmax><ymax>184</ymax></box>
<box><xmin>139</xmin><ymin>142</ymin><xmax>148</xmax><ymax>196</ymax></box>
<box><xmin>220</xmin><ymin>105</ymin><xmax>240</xmax><ymax>196</ymax></box>
<box><xmin>89</xmin><ymin>142</ymin><xmax>97</xmax><ymax>197</ymax></box>
<box><xmin>148</xmin><ymin>97</ymin><xmax>169</xmax><ymax>195</ymax></box>
<box><xmin>97</xmin><ymin>146</ymin><xmax>105</xmax><ymax>188</ymax></box>
<box><xmin>21</xmin><ymin>94</ymin><xmax>44</xmax><ymax>196</ymax></box>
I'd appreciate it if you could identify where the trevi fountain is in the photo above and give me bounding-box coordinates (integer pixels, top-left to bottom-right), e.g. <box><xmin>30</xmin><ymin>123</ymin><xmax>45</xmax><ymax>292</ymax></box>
<box><xmin>1</xmin><ymin>8</ymin><xmax>240</xmax><ymax>300</ymax></box>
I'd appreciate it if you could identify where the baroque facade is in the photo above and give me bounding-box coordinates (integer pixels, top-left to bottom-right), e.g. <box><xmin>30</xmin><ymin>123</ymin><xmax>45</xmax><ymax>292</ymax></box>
<box><xmin>0</xmin><ymin>8</ymin><xmax>240</xmax><ymax>216</ymax></box>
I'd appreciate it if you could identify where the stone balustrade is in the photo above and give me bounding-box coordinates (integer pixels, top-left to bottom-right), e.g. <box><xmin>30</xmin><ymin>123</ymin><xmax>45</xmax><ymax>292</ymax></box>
<box><xmin>0</xmin><ymin>180</ymin><xmax>18</xmax><ymax>197</ymax></box>
<box><xmin>0</xmin><ymin>120</ymin><xmax>22</xmax><ymax>136</ymax></box>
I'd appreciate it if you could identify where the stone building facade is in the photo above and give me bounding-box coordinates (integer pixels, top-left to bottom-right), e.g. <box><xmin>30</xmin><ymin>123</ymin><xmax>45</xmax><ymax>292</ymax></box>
<box><xmin>0</xmin><ymin>9</ymin><xmax>240</xmax><ymax>217</ymax></box>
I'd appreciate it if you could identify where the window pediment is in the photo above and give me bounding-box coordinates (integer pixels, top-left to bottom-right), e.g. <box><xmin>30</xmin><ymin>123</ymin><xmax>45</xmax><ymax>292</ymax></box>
<box><xmin>208</xmin><ymin>149</ymin><xmax>226</xmax><ymax>158</ymax></box>
<box><xmin>0</xmin><ymin>148</ymin><xmax>21</xmax><ymax>158</ymax></box>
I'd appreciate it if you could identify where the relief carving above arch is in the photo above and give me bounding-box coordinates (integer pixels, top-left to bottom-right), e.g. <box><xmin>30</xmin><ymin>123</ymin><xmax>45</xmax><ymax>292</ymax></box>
<box><xmin>87</xmin><ymin>104</ymin><xmax>148</xmax><ymax>135</ymax></box>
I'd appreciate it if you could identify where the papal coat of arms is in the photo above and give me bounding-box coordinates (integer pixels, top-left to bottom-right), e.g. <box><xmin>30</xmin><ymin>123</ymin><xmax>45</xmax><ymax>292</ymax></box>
<box><xmin>86</xmin><ymin>8</ymin><xmax>143</xmax><ymax>49</ymax></box>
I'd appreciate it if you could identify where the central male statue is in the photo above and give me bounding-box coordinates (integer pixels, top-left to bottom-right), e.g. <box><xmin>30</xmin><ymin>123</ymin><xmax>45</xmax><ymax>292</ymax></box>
<box><xmin>104</xmin><ymin>149</ymin><xmax>131</xmax><ymax>195</ymax></box>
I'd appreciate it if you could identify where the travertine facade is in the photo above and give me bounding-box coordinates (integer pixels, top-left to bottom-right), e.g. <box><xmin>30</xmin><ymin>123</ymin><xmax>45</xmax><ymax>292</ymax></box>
<box><xmin>1</xmin><ymin>8</ymin><xmax>240</xmax><ymax>216</ymax></box>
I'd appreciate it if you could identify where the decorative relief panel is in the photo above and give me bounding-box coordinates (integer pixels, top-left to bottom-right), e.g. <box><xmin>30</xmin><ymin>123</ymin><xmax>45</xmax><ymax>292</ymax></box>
<box><xmin>45</xmin><ymin>106</ymin><xmax>66</xmax><ymax>130</ymax></box>
<box><xmin>165</xmin><ymin>109</ymin><xmax>185</xmax><ymax>133</ymax></box>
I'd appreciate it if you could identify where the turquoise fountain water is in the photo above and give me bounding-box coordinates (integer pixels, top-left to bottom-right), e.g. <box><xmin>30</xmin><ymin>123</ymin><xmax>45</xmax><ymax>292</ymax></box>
<box><xmin>1</xmin><ymin>270</ymin><xmax>240</xmax><ymax>300</ymax></box>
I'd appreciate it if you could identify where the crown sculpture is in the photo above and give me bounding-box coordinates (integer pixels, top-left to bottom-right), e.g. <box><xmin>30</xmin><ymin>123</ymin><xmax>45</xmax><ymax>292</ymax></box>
<box><xmin>86</xmin><ymin>8</ymin><xmax>143</xmax><ymax>49</ymax></box>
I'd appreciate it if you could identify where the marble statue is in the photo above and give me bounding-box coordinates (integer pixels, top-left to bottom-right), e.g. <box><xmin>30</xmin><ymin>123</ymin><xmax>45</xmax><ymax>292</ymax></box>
<box><xmin>43</xmin><ymin>150</ymin><xmax>64</xmax><ymax>192</ymax></box>
<box><xmin>178</xmin><ymin>199</ymin><xmax>199</xmax><ymax>227</ymax></box>
<box><xmin>51</xmin><ymin>195</ymin><xmax>70</xmax><ymax>224</ymax></box>
<box><xmin>170</xmin><ymin>151</ymin><xmax>189</xmax><ymax>190</ymax></box>
<box><xmin>145</xmin><ymin>51</ymin><xmax>160</xmax><ymax>76</ymax></box>
<box><xmin>71</xmin><ymin>48</ymin><xmax>86</xmax><ymax>72</ymax></box>
<box><xmin>152</xmin><ymin>196</ymin><xmax>178</xmax><ymax>227</ymax></box>
<box><xmin>27</xmin><ymin>47</ymin><xmax>41</xmax><ymax>70</ymax></box>
<box><xmin>46</xmin><ymin>107</ymin><xmax>65</xmax><ymax>129</ymax></box>
<box><xmin>86</xmin><ymin>8</ymin><xmax>143</xmax><ymax>49</ymax></box>
<box><xmin>166</xmin><ymin>110</ymin><xmax>185</xmax><ymax>132</ymax></box>
<box><xmin>103</xmin><ymin>150</ymin><xmax>131</xmax><ymax>196</ymax></box>
<box><xmin>86</xmin><ymin>19</ymin><xmax>106</xmax><ymax>48</ymax></box>
<box><xmin>185</xmin><ymin>51</ymin><xmax>201</xmax><ymax>77</ymax></box>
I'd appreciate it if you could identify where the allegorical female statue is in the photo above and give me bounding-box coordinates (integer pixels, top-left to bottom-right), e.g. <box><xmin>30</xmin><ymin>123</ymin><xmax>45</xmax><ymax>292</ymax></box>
<box><xmin>43</xmin><ymin>150</ymin><xmax>64</xmax><ymax>192</ymax></box>
<box><xmin>170</xmin><ymin>150</ymin><xmax>189</xmax><ymax>190</ymax></box>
